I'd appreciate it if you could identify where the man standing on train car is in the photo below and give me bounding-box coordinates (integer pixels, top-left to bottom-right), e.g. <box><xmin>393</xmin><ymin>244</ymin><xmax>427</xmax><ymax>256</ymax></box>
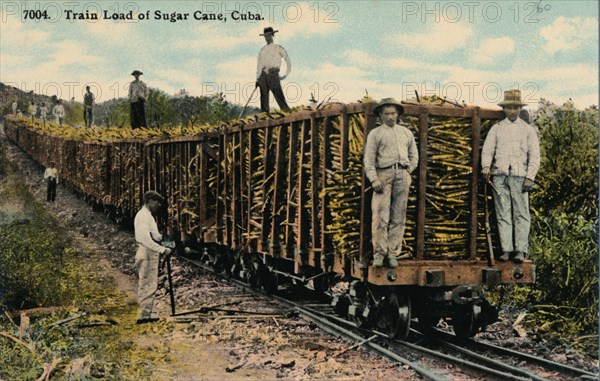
<box><xmin>364</xmin><ymin>98</ymin><xmax>419</xmax><ymax>268</ymax></box>
<box><xmin>481</xmin><ymin>89</ymin><xmax>540</xmax><ymax>264</ymax></box>
<box><xmin>134</xmin><ymin>191</ymin><xmax>172</xmax><ymax>323</ymax></box>
<box><xmin>128</xmin><ymin>70</ymin><xmax>148</xmax><ymax>129</ymax></box>
<box><xmin>255</xmin><ymin>27</ymin><xmax>291</xmax><ymax>113</ymax></box>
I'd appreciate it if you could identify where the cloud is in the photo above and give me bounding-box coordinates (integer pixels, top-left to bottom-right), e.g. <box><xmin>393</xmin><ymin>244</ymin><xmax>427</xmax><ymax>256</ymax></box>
<box><xmin>0</xmin><ymin>15</ymin><xmax>49</xmax><ymax>46</ymax></box>
<box><xmin>344</xmin><ymin>49</ymin><xmax>422</xmax><ymax>69</ymax></box>
<box><xmin>469</xmin><ymin>37</ymin><xmax>515</xmax><ymax>65</ymax></box>
<box><xmin>268</xmin><ymin>2</ymin><xmax>341</xmax><ymax>39</ymax></box>
<box><xmin>390</xmin><ymin>21</ymin><xmax>473</xmax><ymax>53</ymax></box>
<box><xmin>540</xmin><ymin>16</ymin><xmax>597</xmax><ymax>53</ymax></box>
<box><xmin>175</xmin><ymin>2</ymin><xmax>340</xmax><ymax>50</ymax></box>
<box><xmin>84</xmin><ymin>19</ymin><xmax>132</xmax><ymax>44</ymax></box>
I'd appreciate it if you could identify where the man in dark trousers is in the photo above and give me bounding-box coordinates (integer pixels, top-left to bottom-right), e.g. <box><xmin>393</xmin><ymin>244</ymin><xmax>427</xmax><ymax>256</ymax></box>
<box><xmin>128</xmin><ymin>70</ymin><xmax>148</xmax><ymax>129</ymax></box>
<box><xmin>256</xmin><ymin>27</ymin><xmax>291</xmax><ymax>113</ymax></box>
<box><xmin>43</xmin><ymin>161</ymin><xmax>58</xmax><ymax>202</ymax></box>
<box><xmin>134</xmin><ymin>191</ymin><xmax>172</xmax><ymax>323</ymax></box>
<box><xmin>481</xmin><ymin>89</ymin><xmax>540</xmax><ymax>263</ymax></box>
<box><xmin>83</xmin><ymin>86</ymin><xmax>95</xmax><ymax>128</ymax></box>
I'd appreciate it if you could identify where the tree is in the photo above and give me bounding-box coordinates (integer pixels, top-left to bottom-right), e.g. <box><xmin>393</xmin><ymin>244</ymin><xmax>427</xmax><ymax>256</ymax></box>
<box><xmin>532</xmin><ymin>100</ymin><xmax>598</xmax><ymax>219</ymax></box>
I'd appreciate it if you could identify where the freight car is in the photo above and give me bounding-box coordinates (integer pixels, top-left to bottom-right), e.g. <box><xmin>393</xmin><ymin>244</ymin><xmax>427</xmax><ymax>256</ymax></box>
<box><xmin>5</xmin><ymin>100</ymin><xmax>535</xmax><ymax>339</ymax></box>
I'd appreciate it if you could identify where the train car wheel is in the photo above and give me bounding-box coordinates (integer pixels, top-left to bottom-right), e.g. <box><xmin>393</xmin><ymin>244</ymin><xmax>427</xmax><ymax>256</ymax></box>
<box><xmin>381</xmin><ymin>292</ymin><xmax>411</xmax><ymax>340</ymax></box>
<box><xmin>453</xmin><ymin>304</ymin><xmax>482</xmax><ymax>338</ymax></box>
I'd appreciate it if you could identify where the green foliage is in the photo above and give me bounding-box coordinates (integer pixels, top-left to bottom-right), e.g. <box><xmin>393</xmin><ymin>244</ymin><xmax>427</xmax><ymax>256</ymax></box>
<box><xmin>146</xmin><ymin>88</ymin><xmax>175</xmax><ymax>128</ymax></box>
<box><xmin>532</xmin><ymin>100</ymin><xmax>598</xmax><ymax>219</ymax></box>
<box><xmin>0</xmin><ymin>183</ymin><xmax>82</xmax><ymax>310</ymax></box>
<box><xmin>64</xmin><ymin>102</ymin><xmax>85</xmax><ymax>126</ymax></box>
<box><xmin>530</xmin><ymin>211</ymin><xmax>598</xmax><ymax>308</ymax></box>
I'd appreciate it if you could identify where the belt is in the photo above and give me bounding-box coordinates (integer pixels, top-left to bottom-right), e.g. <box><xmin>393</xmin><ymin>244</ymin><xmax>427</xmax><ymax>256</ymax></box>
<box><xmin>379</xmin><ymin>163</ymin><xmax>408</xmax><ymax>170</ymax></box>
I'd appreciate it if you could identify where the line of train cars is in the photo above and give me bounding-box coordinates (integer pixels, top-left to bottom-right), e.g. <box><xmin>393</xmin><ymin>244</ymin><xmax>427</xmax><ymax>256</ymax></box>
<box><xmin>5</xmin><ymin>101</ymin><xmax>535</xmax><ymax>339</ymax></box>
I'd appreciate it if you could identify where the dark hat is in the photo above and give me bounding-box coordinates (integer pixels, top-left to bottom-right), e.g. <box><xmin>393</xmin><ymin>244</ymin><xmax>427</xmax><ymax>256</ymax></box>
<box><xmin>498</xmin><ymin>89</ymin><xmax>526</xmax><ymax>107</ymax></box>
<box><xmin>260</xmin><ymin>27</ymin><xmax>278</xmax><ymax>36</ymax></box>
<box><xmin>131</xmin><ymin>70</ymin><xmax>143</xmax><ymax>76</ymax></box>
<box><xmin>143</xmin><ymin>190</ymin><xmax>164</xmax><ymax>204</ymax></box>
<box><xmin>374</xmin><ymin>97</ymin><xmax>404</xmax><ymax>115</ymax></box>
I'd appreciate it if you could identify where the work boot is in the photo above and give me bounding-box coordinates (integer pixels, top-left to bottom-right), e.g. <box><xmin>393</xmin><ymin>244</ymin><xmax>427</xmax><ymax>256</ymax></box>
<box><xmin>499</xmin><ymin>252</ymin><xmax>511</xmax><ymax>262</ymax></box>
<box><xmin>387</xmin><ymin>257</ymin><xmax>398</xmax><ymax>268</ymax></box>
<box><xmin>372</xmin><ymin>255</ymin><xmax>384</xmax><ymax>267</ymax></box>
<box><xmin>513</xmin><ymin>251</ymin><xmax>525</xmax><ymax>263</ymax></box>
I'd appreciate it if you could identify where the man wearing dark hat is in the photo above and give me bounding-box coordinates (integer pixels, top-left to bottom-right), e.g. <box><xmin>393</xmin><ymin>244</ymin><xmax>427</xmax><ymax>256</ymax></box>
<box><xmin>481</xmin><ymin>89</ymin><xmax>540</xmax><ymax>263</ymax></box>
<box><xmin>364</xmin><ymin>98</ymin><xmax>418</xmax><ymax>267</ymax></box>
<box><xmin>128</xmin><ymin>70</ymin><xmax>148</xmax><ymax>129</ymax></box>
<box><xmin>256</xmin><ymin>26</ymin><xmax>291</xmax><ymax>112</ymax></box>
<box><xmin>134</xmin><ymin>191</ymin><xmax>172</xmax><ymax>323</ymax></box>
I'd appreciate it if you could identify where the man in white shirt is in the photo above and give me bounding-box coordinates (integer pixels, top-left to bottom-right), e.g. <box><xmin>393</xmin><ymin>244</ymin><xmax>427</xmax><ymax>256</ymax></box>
<box><xmin>256</xmin><ymin>27</ymin><xmax>291</xmax><ymax>113</ymax></box>
<box><xmin>134</xmin><ymin>191</ymin><xmax>172</xmax><ymax>323</ymax></box>
<box><xmin>128</xmin><ymin>70</ymin><xmax>148</xmax><ymax>129</ymax></box>
<box><xmin>364</xmin><ymin>98</ymin><xmax>419</xmax><ymax>267</ymax></box>
<box><xmin>53</xmin><ymin>100</ymin><xmax>65</xmax><ymax>126</ymax></box>
<box><xmin>39</xmin><ymin>102</ymin><xmax>48</xmax><ymax>127</ymax></box>
<box><xmin>43</xmin><ymin>161</ymin><xmax>58</xmax><ymax>202</ymax></box>
<box><xmin>28</xmin><ymin>102</ymin><xmax>37</xmax><ymax>123</ymax></box>
<box><xmin>12</xmin><ymin>101</ymin><xmax>17</xmax><ymax>115</ymax></box>
<box><xmin>481</xmin><ymin>89</ymin><xmax>540</xmax><ymax>264</ymax></box>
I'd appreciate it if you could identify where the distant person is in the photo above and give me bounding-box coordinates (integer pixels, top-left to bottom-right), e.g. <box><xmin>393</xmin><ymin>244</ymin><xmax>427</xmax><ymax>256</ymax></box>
<box><xmin>481</xmin><ymin>89</ymin><xmax>540</xmax><ymax>264</ymax></box>
<box><xmin>83</xmin><ymin>86</ymin><xmax>95</xmax><ymax>128</ymax></box>
<box><xmin>134</xmin><ymin>191</ymin><xmax>172</xmax><ymax>324</ymax></box>
<box><xmin>256</xmin><ymin>27</ymin><xmax>291</xmax><ymax>113</ymax></box>
<box><xmin>16</xmin><ymin>109</ymin><xmax>23</xmax><ymax>117</ymax></box>
<box><xmin>43</xmin><ymin>161</ymin><xmax>58</xmax><ymax>202</ymax></box>
<box><xmin>39</xmin><ymin>102</ymin><xmax>48</xmax><ymax>127</ymax></box>
<box><xmin>53</xmin><ymin>99</ymin><xmax>65</xmax><ymax>126</ymax></box>
<box><xmin>28</xmin><ymin>102</ymin><xmax>37</xmax><ymax>123</ymax></box>
<box><xmin>363</xmin><ymin>98</ymin><xmax>418</xmax><ymax>268</ymax></box>
<box><xmin>12</xmin><ymin>101</ymin><xmax>17</xmax><ymax>114</ymax></box>
<box><xmin>128</xmin><ymin>70</ymin><xmax>148</xmax><ymax>129</ymax></box>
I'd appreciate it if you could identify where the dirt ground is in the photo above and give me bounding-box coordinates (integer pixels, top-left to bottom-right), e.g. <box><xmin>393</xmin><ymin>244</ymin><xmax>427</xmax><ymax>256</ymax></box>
<box><xmin>1</xmin><ymin>126</ymin><xmax>421</xmax><ymax>380</ymax></box>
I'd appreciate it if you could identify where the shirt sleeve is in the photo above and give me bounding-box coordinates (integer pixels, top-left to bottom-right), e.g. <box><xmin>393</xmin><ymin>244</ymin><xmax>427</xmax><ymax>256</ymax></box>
<box><xmin>280</xmin><ymin>46</ymin><xmax>291</xmax><ymax>77</ymax></box>
<box><xmin>526</xmin><ymin>126</ymin><xmax>541</xmax><ymax>181</ymax></box>
<box><xmin>256</xmin><ymin>49</ymin><xmax>263</xmax><ymax>79</ymax></box>
<box><xmin>363</xmin><ymin>129</ymin><xmax>379</xmax><ymax>184</ymax></box>
<box><xmin>135</xmin><ymin>209</ymin><xmax>167</xmax><ymax>253</ymax></box>
<box><xmin>128</xmin><ymin>82</ymin><xmax>133</xmax><ymax>101</ymax></box>
<box><xmin>407</xmin><ymin>131</ymin><xmax>419</xmax><ymax>174</ymax></box>
<box><xmin>481</xmin><ymin>124</ymin><xmax>497</xmax><ymax>169</ymax></box>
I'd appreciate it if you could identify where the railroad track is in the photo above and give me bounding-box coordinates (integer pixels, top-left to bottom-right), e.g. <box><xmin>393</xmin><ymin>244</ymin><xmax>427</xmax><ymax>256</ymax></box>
<box><xmin>173</xmin><ymin>254</ymin><xmax>598</xmax><ymax>381</ymax></box>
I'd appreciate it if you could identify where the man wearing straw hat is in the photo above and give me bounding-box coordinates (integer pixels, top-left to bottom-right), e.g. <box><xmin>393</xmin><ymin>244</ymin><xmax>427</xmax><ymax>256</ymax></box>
<box><xmin>481</xmin><ymin>89</ymin><xmax>540</xmax><ymax>264</ymax></box>
<box><xmin>128</xmin><ymin>70</ymin><xmax>148</xmax><ymax>129</ymax></box>
<box><xmin>255</xmin><ymin>26</ymin><xmax>291</xmax><ymax>113</ymax></box>
<box><xmin>364</xmin><ymin>98</ymin><xmax>418</xmax><ymax>268</ymax></box>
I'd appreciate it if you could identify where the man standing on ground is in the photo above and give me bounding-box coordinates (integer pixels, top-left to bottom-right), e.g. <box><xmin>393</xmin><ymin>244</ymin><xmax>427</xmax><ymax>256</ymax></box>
<box><xmin>43</xmin><ymin>161</ymin><xmax>58</xmax><ymax>202</ymax></box>
<box><xmin>39</xmin><ymin>102</ymin><xmax>48</xmax><ymax>127</ymax></box>
<box><xmin>12</xmin><ymin>101</ymin><xmax>17</xmax><ymax>115</ymax></box>
<box><xmin>134</xmin><ymin>191</ymin><xmax>172</xmax><ymax>323</ymax></box>
<box><xmin>481</xmin><ymin>89</ymin><xmax>540</xmax><ymax>263</ymax></box>
<box><xmin>363</xmin><ymin>98</ymin><xmax>418</xmax><ymax>268</ymax></box>
<box><xmin>53</xmin><ymin>99</ymin><xmax>65</xmax><ymax>126</ymax></box>
<box><xmin>83</xmin><ymin>86</ymin><xmax>95</xmax><ymax>128</ymax></box>
<box><xmin>256</xmin><ymin>27</ymin><xmax>291</xmax><ymax>113</ymax></box>
<box><xmin>128</xmin><ymin>70</ymin><xmax>148</xmax><ymax>129</ymax></box>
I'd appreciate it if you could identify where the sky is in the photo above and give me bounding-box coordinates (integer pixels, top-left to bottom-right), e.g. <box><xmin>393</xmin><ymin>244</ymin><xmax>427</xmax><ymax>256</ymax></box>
<box><xmin>1</xmin><ymin>0</ymin><xmax>598</xmax><ymax>111</ymax></box>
